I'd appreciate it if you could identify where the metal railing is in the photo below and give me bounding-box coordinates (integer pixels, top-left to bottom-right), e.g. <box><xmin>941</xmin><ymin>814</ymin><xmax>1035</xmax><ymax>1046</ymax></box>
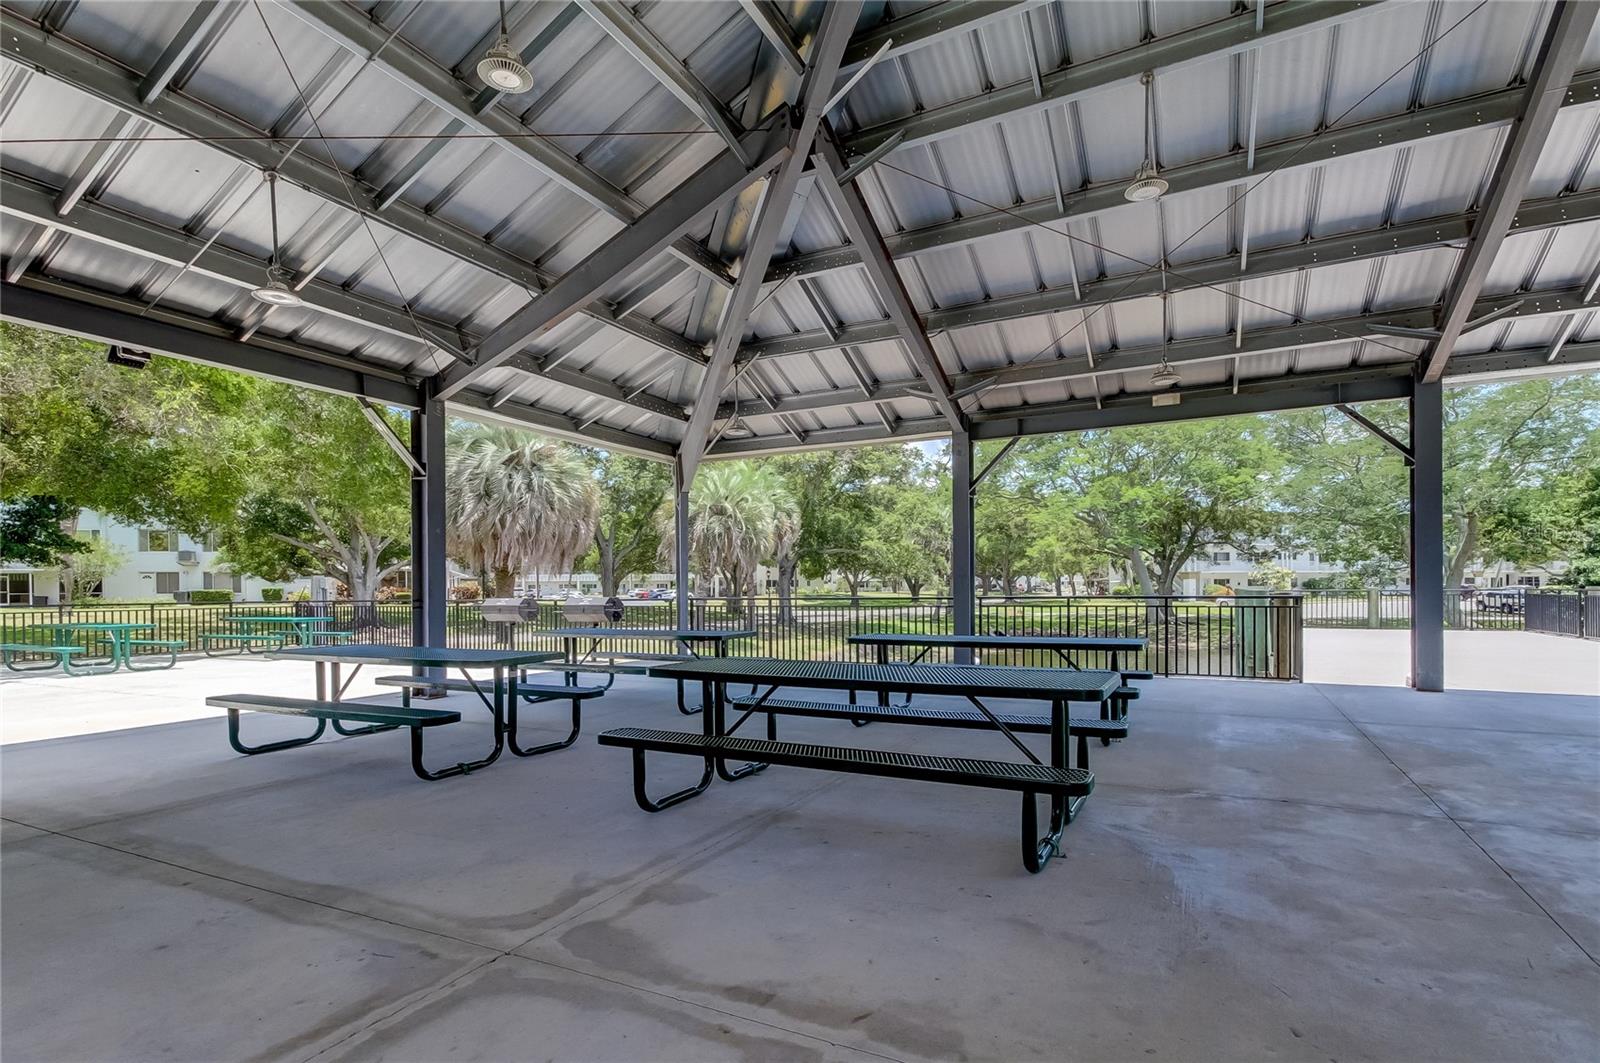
<box><xmin>1298</xmin><ymin>589</ymin><xmax>1526</xmax><ymax>630</ymax></box>
<box><xmin>1</xmin><ymin>593</ymin><xmax>1306</xmax><ymax>680</ymax></box>
<box><xmin>1525</xmin><ymin>588</ymin><xmax>1599</xmax><ymax>639</ymax></box>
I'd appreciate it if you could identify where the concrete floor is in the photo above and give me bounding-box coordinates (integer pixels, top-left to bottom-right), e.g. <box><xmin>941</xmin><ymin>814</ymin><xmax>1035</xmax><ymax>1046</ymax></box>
<box><xmin>1</xmin><ymin>663</ymin><xmax>1597</xmax><ymax>1061</ymax></box>
<box><xmin>1302</xmin><ymin>628</ymin><xmax>1600</xmax><ymax>694</ymax></box>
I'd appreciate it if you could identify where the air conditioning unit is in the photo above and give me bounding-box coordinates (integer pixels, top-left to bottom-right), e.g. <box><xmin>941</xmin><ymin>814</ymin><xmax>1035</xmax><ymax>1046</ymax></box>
<box><xmin>177</xmin><ymin>550</ymin><xmax>198</xmax><ymax>565</ymax></box>
<box><xmin>172</xmin><ymin>591</ymin><xmax>191</xmax><ymax>603</ymax></box>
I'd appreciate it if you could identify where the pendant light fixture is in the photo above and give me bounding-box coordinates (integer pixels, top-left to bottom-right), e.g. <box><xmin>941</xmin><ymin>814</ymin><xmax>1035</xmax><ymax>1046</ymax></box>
<box><xmin>477</xmin><ymin>0</ymin><xmax>534</xmax><ymax>94</ymax></box>
<box><xmin>1124</xmin><ymin>71</ymin><xmax>1169</xmax><ymax>203</ymax></box>
<box><xmin>1150</xmin><ymin>289</ymin><xmax>1180</xmax><ymax>388</ymax></box>
<box><xmin>721</xmin><ymin>374</ymin><xmax>753</xmax><ymax>439</ymax></box>
<box><xmin>251</xmin><ymin>171</ymin><xmax>302</xmax><ymax>308</ymax></box>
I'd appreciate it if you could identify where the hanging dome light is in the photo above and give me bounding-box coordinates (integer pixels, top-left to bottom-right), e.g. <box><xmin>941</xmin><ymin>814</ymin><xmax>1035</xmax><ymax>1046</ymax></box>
<box><xmin>251</xmin><ymin>172</ymin><xmax>304</xmax><ymax>308</ymax></box>
<box><xmin>1149</xmin><ymin>359</ymin><xmax>1180</xmax><ymax>388</ymax></box>
<box><xmin>477</xmin><ymin>2</ymin><xmax>533</xmax><ymax>93</ymax></box>
<box><xmin>1124</xmin><ymin>72</ymin><xmax>1168</xmax><ymax>202</ymax></box>
<box><xmin>1149</xmin><ymin>288</ymin><xmax>1178</xmax><ymax>388</ymax></box>
<box><xmin>721</xmin><ymin>421</ymin><xmax>753</xmax><ymax>439</ymax></box>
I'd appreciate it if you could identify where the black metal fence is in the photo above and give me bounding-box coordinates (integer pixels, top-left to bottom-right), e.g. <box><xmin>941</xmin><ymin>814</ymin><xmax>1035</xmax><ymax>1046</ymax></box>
<box><xmin>1</xmin><ymin>594</ymin><xmax>1305</xmax><ymax>680</ymax></box>
<box><xmin>1525</xmin><ymin>588</ymin><xmax>1600</xmax><ymax>639</ymax></box>
<box><xmin>1298</xmin><ymin>589</ymin><xmax>1526</xmax><ymax>630</ymax></box>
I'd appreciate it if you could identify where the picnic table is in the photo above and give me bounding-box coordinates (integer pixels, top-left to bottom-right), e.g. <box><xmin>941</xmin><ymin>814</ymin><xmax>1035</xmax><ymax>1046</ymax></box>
<box><xmin>207</xmin><ymin>644</ymin><xmax>569</xmax><ymax>780</ymax></box>
<box><xmin>545</xmin><ymin>627</ymin><xmax>757</xmax><ymax>714</ymax></box>
<box><xmin>849</xmin><ymin>632</ymin><xmax>1148</xmax><ymax>673</ymax></box>
<box><xmin>7</xmin><ymin>622</ymin><xmax>171</xmax><ymax>675</ymax></box>
<box><xmin>222</xmin><ymin>614</ymin><xmax>340</xmax><ymax>647</ymax></box>
<box><xmin>599</xmin><ymin>657</ymin><xmax>1121</xmax><ymax>872</ymax></box>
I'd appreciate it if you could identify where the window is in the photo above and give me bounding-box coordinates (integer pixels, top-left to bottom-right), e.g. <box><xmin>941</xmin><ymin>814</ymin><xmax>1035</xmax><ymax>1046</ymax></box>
<box><xmin>155</xmin><ymin>572</ymin><xmax>179</xmax><ymax>595</ymax></box>
<box><xmin>1517</xmin><ymin>575</ymin><xmax>1542</xmax><ymax>587</ymax></box>
<box><xmin>1214</xmin><ymin>579</ymin><xmax>1231</xmax><ymax>588</ymax></box>
<box><xmin>3</xmin><ymin>572</ymin><xmax>31</xmax><ymax>605</ymax></box>
<box><xmin>139</xmin><ymin>529</ymin><xmax>176</xmax><ymax>552</ymax></box>
<box><xmin>200</xmin><ymin>530</ymin><xmax>220</xmax><ymax>551</ymax></box>
<box><xmin>202</xmin><ymin>572</ymin><xmax>243</xmax><ymax>592</ymax></box>
<box><xmin>1212</xmin><ymin>551</ymin><xmax>1231</xmax><ymax>564</ymax></box>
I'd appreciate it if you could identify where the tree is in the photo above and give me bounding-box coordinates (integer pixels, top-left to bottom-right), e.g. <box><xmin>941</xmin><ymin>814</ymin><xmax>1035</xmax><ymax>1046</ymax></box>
<box><xmin>1026</xmin><ymin>500</ymin><xmax>1100</xmax><ymax>595</ymax></box>
<box><xmin>0</xmin><ymin>496</ymin><xmax>85</xmax><ymax>567</ymax></box>
<box><xmin>219</xmin><ymin>385</ymin><xmax>413</xmax><ymax>605</ymax></box>
<box><xmin>768</xmin><ymin>446</ymin><xmax>918</xmax><ymax>604</ymax></box>
<box><xmin>588</xmin><ymin>455</ymin><xmax>671</xmax><ymax>596</ymax></box>
<box><xmin>1015</xmin><ymin>420</ymin><xmax>1280</xmax><ymax>595</ymax></box>
<box><xmin>976</xmin><ymin>490</ymin><xmax>1038</xmax><ymax>597</ymax></box>
<box><xmin>663</xmin><ymin>462</ymin><xmax>787</xmax><ymax>612</ymax></box>
<box><xmin>2</xmin><ymin>323</ymin><xmax>256</xmax><ymax>600</ymax></box>
<box><xmin>65</xmin><ymin>536</ymin><xmax>128</xmax><ymax>602</ymax></box>
<box><xmin>1273</xmin><ymin>378</ymin><xmax>1600</xmax><ymax>589</ymax></box>
<box><xmin>446</xmin><ymin>425</ymin><xmax>599</xmax><ymax>597</ymax></box>
<box><xmin>864</xmin><ymin>480</ymin><xmax>949</xmax><ymax>600</ymax></box>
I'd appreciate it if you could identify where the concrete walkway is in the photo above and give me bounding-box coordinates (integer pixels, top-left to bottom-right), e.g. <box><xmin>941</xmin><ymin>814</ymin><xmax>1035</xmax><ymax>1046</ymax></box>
<box><xmin>1303</xmin><ymin>628</ymin><xmax>1599</xmax><ymax>694</ymax></box>
<box><xmin>1</xmin><ymin>663</ymin><xmax>1597</xmax><ymax>1061</ymax></box>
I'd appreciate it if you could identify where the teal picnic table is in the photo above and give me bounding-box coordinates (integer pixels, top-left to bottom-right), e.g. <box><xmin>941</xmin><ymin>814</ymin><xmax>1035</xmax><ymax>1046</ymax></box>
<box><xmin>18</xmin><ymin>622</ymin><xmax>158</xmax><ymax>675</ymax></box>
<box><xmin>223</xmin><ymin>615</ymin><xmax>338</xmax><ymax>647</ymax></box>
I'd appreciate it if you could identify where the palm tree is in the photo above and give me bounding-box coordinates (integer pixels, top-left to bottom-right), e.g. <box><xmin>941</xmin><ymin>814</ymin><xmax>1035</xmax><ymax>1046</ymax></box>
<box><xmin>660</xmin><ymin>462</ymin><xmax>793</xmax><ymax>614</ymax></box>
<box><xmin>446</xmin><ymin>425</ymin><xmax>599</xmax><ymax>597</ymax></box>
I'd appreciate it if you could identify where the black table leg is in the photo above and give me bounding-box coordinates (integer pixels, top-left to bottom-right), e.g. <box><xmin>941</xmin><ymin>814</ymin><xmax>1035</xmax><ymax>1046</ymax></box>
<box><xmin>1022</xmin><ymin>698</ymin><xmax>1071</xmax><ymax>872</ymax></box>
<box><xmin>409</xmin><ymin>666</ymin><xmax>506</xmax><ymax>780</ymax></box>
<box><xmin>714</xmin><ymin>677</ymin><xmax>767</xmax><ymax>781</ymax></box>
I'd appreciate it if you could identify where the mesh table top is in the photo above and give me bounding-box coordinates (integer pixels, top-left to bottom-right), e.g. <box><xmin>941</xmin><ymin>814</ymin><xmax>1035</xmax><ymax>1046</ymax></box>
<box><xmin>848</xmin><ymin>633</ymin><xmax>1147</xmax><ymax>651</ymax></box>
<box><xmin>268</xmin><ymin>644</ymin><xmax>562</xmax><ymax>667</ymax></box>
<box><xmin>545</xmin><ymin>628</ymin><xmax>756</xmax><ymax>641</ymax></box>
<box><xmin>647</xmin><ymin>657</ymin><xmax>1121</xmax><ymax>700</ymax></box>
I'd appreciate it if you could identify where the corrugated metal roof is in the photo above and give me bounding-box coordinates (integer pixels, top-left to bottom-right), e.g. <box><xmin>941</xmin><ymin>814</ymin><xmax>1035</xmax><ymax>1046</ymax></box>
<box><xmin>1</xmin><ymin>1</ymin><xmax>1597</xmax><ymax>460</ymax></box>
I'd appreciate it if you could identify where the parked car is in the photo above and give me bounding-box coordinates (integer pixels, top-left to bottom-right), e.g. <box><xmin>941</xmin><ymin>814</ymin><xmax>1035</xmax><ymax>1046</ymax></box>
<box><xmin>648</xmin><ymin>588</ymin><xmax>674</xmax><ymax>600</ymax></box>
<box><xmin>1477</xmin><ymin>587</ymin><xmax>1526</xmax><ymax>613</ymax></box>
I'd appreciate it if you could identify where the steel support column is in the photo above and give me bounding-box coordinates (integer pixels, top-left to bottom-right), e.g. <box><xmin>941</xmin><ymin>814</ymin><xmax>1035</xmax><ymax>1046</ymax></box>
<box><xmin>673</xmin><ymin>459</ymin><xmax>692</xmax><ymax>630</ymax></box>
<box><xmin>1409</xmin><ymin>379</ymin><xmax>1444</xmax><ymax>692</ymax></box>
<box><xmin>410</xmin><ymin>383</ymin><xmax>447</xmax><ymax>654</ymax></box>
<box><xmin>951</xmin><ymin>431</ymin><xmax>976</xmax><ymax>662</ymax></box>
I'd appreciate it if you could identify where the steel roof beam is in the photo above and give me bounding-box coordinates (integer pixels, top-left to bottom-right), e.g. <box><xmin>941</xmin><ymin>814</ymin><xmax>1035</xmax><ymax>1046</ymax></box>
<box><xmin>1420</xmin><ymin>1</ymin><xmax>1599</xmax><ymax>382</ymax></box>
<box><xmin>0</xmin><ymin>277</ymin><xmax>420</xmax><ymax>408</ymax></box>
<box><xmin>677</xmin><ymin>1</ymin><xmax>865</xmax><ymax>486</ymax></box>
<box><xmin>447</xmin><ymin>389</ymin><xmax>677</xmax><ymax>458</ymax></box>
<box><xmin>718</xmin><ymin>283</ymin><xmax>1594</xmax><ymax>420</ymax></box>
<box><xmin>0</xmin><ymin>170</ymin><xmax>694</xmax><ymax>425</ymax></box>
<box><xmin>845</xmin><ymin>0</ymin><xmax>1380</xmax><ymax>156</ymax></box>
<box><xmin>739</xmin><ymin>187</ymin><xmax>1600</xmax><ymax>362</ymax></box>
<box><xmin>137</xmin><ymin>0</ymin><xmax>230</xmax><ymax>103</ymax></box>
<box><xmin>737</xmin><ymin>0</ymin><xmax>805</xmax><ymax>76</ymax></box>
<box><xmin>775</xmin><ymin>68</ymin><xmax>1600</xmax><ymax>284</ymax></box>
<box><xmin>3</xmin><ymin>17</ymin><xmax>717</xmax><ymax>401</ymax></box>
<box><xmin>813</xmin><ymin>129</ymin><xmax>965</xmax><ymax>430</ymax></box>
<box><xmin>577</xmin><ymin>1</ymin><xmax>753</xmax><ymax>165</ymax></box>
<box><xmin>436</xmin><ymin>116</ymin><xmax>796</xmax><ymax>399</ymax></box>
<box><xmin>278</xmin><ymin>0</ymin><xmax>729</xmax><ymax>290</ymax></box>
<box><xmin>840</xmin><ymin>1</ymin><xmax>1047</xmax><ymax>73</ymax></box>
<box><xmin>708</xmin><ymin>339</ymin><xmax>1600</xmax><ymax>454</ymax></box>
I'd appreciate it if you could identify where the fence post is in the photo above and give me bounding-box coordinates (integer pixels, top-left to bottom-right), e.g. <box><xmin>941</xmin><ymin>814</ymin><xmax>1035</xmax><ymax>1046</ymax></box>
<box><xmin>1366</xmin><ymin>588</ymin><xmax>1381</xmax><ymax>629</ymax></box>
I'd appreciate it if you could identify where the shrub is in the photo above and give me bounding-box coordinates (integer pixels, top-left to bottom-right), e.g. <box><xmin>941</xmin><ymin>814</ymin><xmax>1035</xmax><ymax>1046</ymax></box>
<box><xmin>1204</xmin><ymin>583</ymin><xmax>1234</xmax><ymax>596</ymax></box>
<box><xmin>189</xmin><ymin>589</ymin><xmax>234</xmax><ymax>604</ymax></box>
<box><xmin>287</xmin><ymin>589</ymin><xmax>312</xmax><ymax>602</ymax></box>
<box><xmin>259</xmin><ymin>587</ymin><xmax>285</xmax><ymax>603</ymax></box>
<box><xmin>449</xmin><ymin>582</ymin><xmax>482</xmax><ymax>602</ymax></box>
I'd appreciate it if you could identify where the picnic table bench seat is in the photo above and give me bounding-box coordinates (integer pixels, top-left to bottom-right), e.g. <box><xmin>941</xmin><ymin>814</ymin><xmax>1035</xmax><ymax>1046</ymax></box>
<box><xmin>207</xmin><ymin>693</ymin><xmax>463</xmax><ymax>780</ymax></box>
<box><xmin>125</xmin><ymin>637</ymin><xmax>184</xmax><ymax>671</ymax></box>
<box><xmin>202</xmin><ymin>632</ymin><xmax>286</xmax><ymax>655</ymax></box>
<box><xmin>598</xmin><ymin>727</ymin><xmax>1093</xmax><ymax>873</ymax></box>
<box><xmin>1</xmin><ymin>642</ymin><xmax>86</xmax><ymax>673</ymax></box>
<box><xmin>374</xmin><ymin>674</ymin><xmax>606</xmax><ymax>757</ymax></box>
<box><xmin>727</xmin><ymin>694</ymin><xmax>1127</xmax><ymax>769</ymax></box>
<box><xmin>307</xmin><ymin>630</ymin><xmax>355</xmax><ymax>644</ymax></box>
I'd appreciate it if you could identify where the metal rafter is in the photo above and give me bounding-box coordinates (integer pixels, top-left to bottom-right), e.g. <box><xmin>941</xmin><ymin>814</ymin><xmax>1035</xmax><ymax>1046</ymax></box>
<box><xmin>1420</xmin><ymin>0</ymin><xmax>1599</xmax><ymax>382</ymax></box>
<box><xmin>771</xmin><ymin>67</ymin><xmax>1600</xmax><ymax>284</ymax></box>
<box><xmin>813</xmin><ymin>130</ymin><xmax>965</xmax><ymax>430</ymax></box>
<box><xmin>137</xmin><ymin>0</ymin><xmax>231</xmax><ymax>103</ymax></box>
<box><xmin>739</xmin><ymin>187</ymin><xmax>1600</xmax><ymax>364</ymax></box>
<box><xmin>840</xmin><ymin>1</ymin><xmax>1049</xmax><ymax>73</ymax></box>
<box><xmin>677</xmin><ymin>1</ymin><xmax>865</xmax><ymax>486</ymax></box>
<box><xmin>577</xmin><ymin>1</ymin><xmax>752</xmax><ymax>165</ymax></box>
<box><xmin>277</xmin><ymin>0</ymin><xmax>730</xmax><ymax>289</ymax></box>
<box><xmin>436</xmin><ymin>117</ymin><xmax>796</xmax><ymax>399</ymax></box>
<box><xmin>717</xmin><ymin>282</ymin><xmax>1595</xmax><ymax>422</ymax></box>
<box><xmin>845</xmin><ymin>0</ymin><xmax>1381</xmax><ymax>155</ymax></box>
<box><xmin>737</xmin><ymin>0</ymin><xmax>805</xmax><ymax>76</ymax></box>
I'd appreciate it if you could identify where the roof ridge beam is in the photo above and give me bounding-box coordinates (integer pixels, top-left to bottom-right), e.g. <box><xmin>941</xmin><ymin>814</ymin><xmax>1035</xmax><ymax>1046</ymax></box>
<box><xmin>840</xmin><ymin>2</ymin><xmax>1049</xmax><ymax>74</ymax></box>
<box><xmin>776</xmin><ymin>68</ymin><xmax>1600</xmax><ymax>284</ymax></box>
<box><xmin>845</xmin><ymin>0</ymin><xmax>1382</xmax><ymax>156</ymax></box>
